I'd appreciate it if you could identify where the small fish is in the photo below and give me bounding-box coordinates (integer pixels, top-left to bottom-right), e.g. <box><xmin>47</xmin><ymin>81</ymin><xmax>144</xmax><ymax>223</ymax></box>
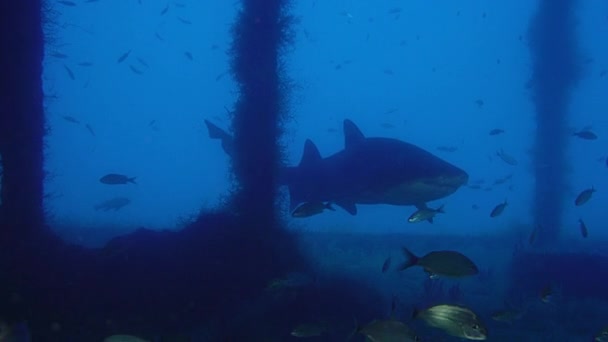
<box><xmin>491</xmin><ymin>308</ymin><xmax>525</xmax><ymax>324</ymax></box>
<box><xmin>540</xmin><ymin>284</ymin><xmax>553</xmax><ymax>304</ymax></box>
<box><xmin>489</xmin><ymin>128</ymin><xmax>505</xmax><ymax>135</ymax></box>
<box><xmin>414</xmin><ymin>304</ymin><xmax>487</xmax><ymax>340</ymax></box>
<box><xmin>490</xmin><ymin>200</ymin><xmax>508</xmax><ymax>217</ymax></box>
<box><xmin>160</xmin><ymin>3</ymin><xmax>169</xmax><ymax>15</ymax></box>
<box><xmin>355</xmin><ymin>319</ymin><xmax>419</xmax><ymax>342</ymax></box>
<box><xmin>99</xmin><ymin>173</ymin><xmax>136</xmax><ymax>185</ymax></box>
<box><xmin>177</xmin><ymin>17</ymin><xmax>192</xmax><ymax>24</ymax></box>
<box><xmin>154</xmin><ymin>32</ymin><xmax>164</xmax><ymax>41</ymax></box>
<box><xmin>117</xmin><ymin>50</ymin><xmax>131</xmax><ymax>63</ymax></box>
<box><xmin>573</xmin><ymin>129</ymin><xmax>598</xmax><ymax>140</ymax></box>
<box><xmin>62</xmin><ymin>115</ymin><xmax>80</xmax><ymax>124</ymax></box>
<box><xmin>184</xmin><ymin>51</ymin><xmax>193</xmax><ymax>60</ymax></box>
<box><xmin>85</xmin><ymin>124</ymin><xmax>95</xmax><ymax>136</ymax></box>
<box><xmin>529</xmin><ymin>224</ymin><xmax>540</xmax><ymax>245</ymax></box>
<box><xmin>136</xmin><ymin>57</ymin><xmax>149</xmax><ymax>67</ymax></box>
<box><xmin>399</xmin><ymin>247</ymin><xmax>478</xmax><ymax>278</ymax></box>
<box><xmin>595</xmin><ymin>326</ymin><xmax>608</xmax><ymax>342</ymax></box>
<box><xmin>579</xmin><ymin>218</ymin><xmax>588</xmax><ymax>238</ymax></box>
<box><xmin>94</xmin><ymin>197</ymin><xmax>131</xmax><ymax>212</ymax></box>
<box><xmin>574</xmin><ymin>187</ymin><xmax>595</xmax><ymax>206</ymax></box>
<box><xmin>58</xmin><ymin>0</ymin><xmax>77</xmax><ymax>6</ymax></box>
<box><xmin>103</xmin><ymin>334</ymin><xmax>149</xmax><ymax>342</ymax></box>
<box><xmin>407</xmin><ymin>204</ymin><xmax>444</xmax><ymax>223</ymax></box>
<box><xmin>63</xmin><ymin>64</ymin><xmax>75</xmax><ymax>80</ymax></box>
<box><xmin>292</xmin><ymin>202</ymin><xmax>335</xmax><ymax>218</ymax></box>
<box><xmin>496</xmin><ymin>149</ymin><xmax>518</xmax><ymax>165</ymax></box>
<box><xmin>129</xmin><ymin>65</ymin><xmax>144</xmax><ymax>75</ymax></box>
<box><xmin>291</xmin><ymin>322</ymin><xmax>328</xmax><ymax>338</ymax></box>
<box><xmin>78</xmin><ymin>61</ymin><xmax>93</xmax><ymax>67</ymax></box>
<box><xmin>49</xmin><ymin>52</ymin><xmax>68</xmax><ymax>58</ymax></box>
<box><xmin>475</xmin><ymin>99</ymin><xmax>484</xmax><ymax>107</ymax></box>
<box><xmin>381</xmin><ymin>255</ymin><xmax>392</xmax><ymax>273</ymax></box>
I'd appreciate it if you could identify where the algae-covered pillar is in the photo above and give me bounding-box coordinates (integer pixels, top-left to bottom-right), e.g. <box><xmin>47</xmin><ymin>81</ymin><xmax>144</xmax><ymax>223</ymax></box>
<box><xmin>230</xmin><ymin>0</ymin><xmax>289</xmax><ymax>227</ymax></box>
<box><xmin>528</xmin><ymin>0</ymin><xmax>581</xmax><ymax>244</ymax></box>
<box><xmin>0</xmin><ymin>0</ymin><xmax>46</xmax><ymax>237</ymax></box>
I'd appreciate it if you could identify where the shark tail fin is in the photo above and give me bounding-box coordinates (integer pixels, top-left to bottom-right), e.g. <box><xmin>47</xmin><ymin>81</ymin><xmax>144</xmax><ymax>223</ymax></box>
<box><xmin>204</xmin><ymin>119</ymin><xmax>230</xmax><ymax>140</ymax></box>
<box><xmin>128</xmin><ymin>177</ymin><xmax>137</xmax><ymax>184</ymax></box>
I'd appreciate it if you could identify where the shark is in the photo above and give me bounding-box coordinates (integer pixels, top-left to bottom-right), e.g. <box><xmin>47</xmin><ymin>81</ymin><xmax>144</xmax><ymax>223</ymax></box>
<box><xmin>204</xmin><ymin>119</ymin><xmax>468</xmax><ymax>215</ymax></box>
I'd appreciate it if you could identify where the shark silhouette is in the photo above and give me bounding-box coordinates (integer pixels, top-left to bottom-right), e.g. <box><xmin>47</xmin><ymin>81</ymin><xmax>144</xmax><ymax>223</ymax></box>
<box><xmin>205</xmin><ymin>119</ymin><xmax>468</xmax><ymax>215</ymax></box>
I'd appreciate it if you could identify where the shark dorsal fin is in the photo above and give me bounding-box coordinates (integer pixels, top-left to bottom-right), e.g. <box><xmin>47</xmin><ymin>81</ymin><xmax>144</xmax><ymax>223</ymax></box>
<box><xmin>344</xmin><ymin>119</ymin><xmax>365</xmax><ymax>149</ymax></box>
<box><xmin>299</xmin><ymin>139</ymin><xmax>322</xmax><ymax>168</ymax></box>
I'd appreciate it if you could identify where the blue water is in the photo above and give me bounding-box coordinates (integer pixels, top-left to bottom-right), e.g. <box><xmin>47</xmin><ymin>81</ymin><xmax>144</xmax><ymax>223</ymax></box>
<box><xmin>14</xmin><ymin>0</ymin><xmax>607</xmax><ymax>340</ymax></box>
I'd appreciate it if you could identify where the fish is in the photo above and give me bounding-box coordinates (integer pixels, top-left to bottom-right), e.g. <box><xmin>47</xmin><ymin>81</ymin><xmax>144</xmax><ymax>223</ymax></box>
<box><xmin>117</xmin><ymin>50</ymin><xmax>131</xmax><ymax>63</ymax></box>
<box><xmin>529</xmin><ymin>223</ymin><xmax>540</xmax><ymax>245</ymax></box>
<box><xmin>160</xmin><ymin>3</ymin><xmax>169</xmax><ymax>15</ymax></box>
<box><xmin>490</xmin><ymin>200</ymin><xmax>507</xmax><ymax>217</ymax></box>
<box><xmin>62</xmin><ymin>115</ymin><xmax>80</xmax><ymax>124</ymax></box>
<box><xmin>58</xmin><ymin>0</ymin><xmax>77</xmax><ymax>6</ymax></box>
<box><xmin>573</xmin><ymin>130</ymin><xmax>597</xmax><ymax>140</ymax></box>
<box><xmin>355</xmin><ymin>319</ymin><xmax>419</xmax><ymax>342</ymax></box>
<box><xmin>436</xmin><ymin>145</ymin><xmax>458</xmax><ymax>152</ymax></box>
<box><xmin>398</xmin><ymin>247</ymin><xmax>478</xmax><ymax>278</ymax></box>
<box><xmin>103</xmin><ymin>335</ymin><xmax>149</xmax><ymax>342</ymax></box>
<box><xmin>574</xmin><ymin>187</ymin><xmax>595</xmax><ymax>206</ymax></box>
<box><xmin>206</xmin><ymin>120</ymin><xmax>468</xmax><ymax>214</ymax></box>
<box><xmin>496</xmin><ymin>149</ymin><xmax>518</xmax><ymax>165</ymax></box>
<box><xmin>136</xmin><ymin>57</ymin><xmax>149</xmax><ymax>67</ymax></box>
<box><xmin>489</xmin><ymin>128</ymin><xmax>504</xmax><ymax>135</ymax></box>
<box><xmin>78</xmin><ymin>61</ymin><xmax>93</xmax><ymax>67</ymax></box>
<box><xmin>414</xmin><ymin>304</ymin><xmax>487</xmax><ymax>340</ymax></box>
<box><xmin>266</xmin><ymin>272</ymin><xmax>314</xmax><ymax>292</ymax></box>
<box><xmin>85</xmin><ymin>124</ymin><xmax>95</xmax><ymax>136</ymax></box>
<box><xmin>540</xmin><ymin>284</ymin><xmax>554</xmax><ymax>304</ymax></box>
<box><xmin>94</xmin><ymin>197</ymin><xmax>131</xmax><ymax>211</ymax></box>
<box><xmin>407</xmin><ymin>204</ymin><xmax>444</xmax><ymax>223</ymax></box>
<box><xmin>129</xmin><ymin>65</ymin><xmax>144</xmax><ymax>75</ymax></box>
<box><xmin>49</xmin><ymin>52</ymin><xmax>68</xmax><ymax>58</ymax></box>
<box><xmin>381</xmin><ymin>255</ymin><xmax>392</xmax><ymax>273</ymax></box>
<box><xmin>99</xmin><ymin>173</ymin><xmax>137</xmax><ymax>185</ymax></box>
<box><xmin>491</xmin><ymin>308</ymin><xmax>525</xmax><ymax>324</ymax></box>
<box><xmin>63</xmin><ymin>64</ymin><xmax>75</xmax><ymax>80</ymax></box>
<box><xmin>291</xmin><ymin>201</ymin><xmax>335</xmax><ymax>218</ymax></box>
<box><xmin>579</xmin><ymin>218</ymin><xmax>588</xmax><ymax>238</ymax></box>
<box><xmin>595</xmin><ymin>326</ymin><xmax>608</xmax><ymax>342</ymax></box>
<box><xmin>475</xmin><ymin>99</ymin><xmax>484</xmax><ymax>107</ymax></box>
<box><xmin>177</xmin><ymin>17</ymin><xmax>192</xmax><ymax>24</ymax></box>
<box><xmin>184</xmin><ymin>52</ymin><xmax>193</xmax><ymax>60</ymax></box>
<box><xmin>291</xmin><ymin>322</ymin><xmax>329</xmax><ymax>338</ymax></box>
<box><xmin>0</xmin><ymin>320</ymin><xmax>30</xmax><ymax>342</ymax></box>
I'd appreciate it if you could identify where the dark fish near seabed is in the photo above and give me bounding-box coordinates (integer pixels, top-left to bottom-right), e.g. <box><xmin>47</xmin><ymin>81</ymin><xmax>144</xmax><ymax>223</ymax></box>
<box><xmin>292</xmin><ymin>201</ymin><xmax>335</xmax><ymax>218</ymax></box>
<box><xmin>573</xmin><ymin>129</ymin><xmax>597</xmax><ymax>140</ymax></box>
<box><xmin>540</xmin><ymin>284</ymin><xmax>554</xmax><ymax>304</ymax></box>
<box><xmin>291</xmin><ymin>322</ymin><xmax>329</xmax><ymax>338</ymax></box>
<box><xmin>579</xmin><ymin>218</ymin><xmax>588</xmax><ymax>238</ymax></box>
<box><xmin>414</xmin><ymin>304</ymin><xmax>487</xmax><ymax>340</ymax></box>
<box><xmin>99</xmin><ymin>173</ymin><xmax>137</xmax><ymax>185</ymax></box>
<box><xmin>574</xmin><ymin>187</ymin><xmax>595</xmax><ymax>206</ymax></box>
<box><xmin>490</xmin><ymin>200</ymin><xmax>507</xmax><ymax>217</ymax></box>
<box><xmin>103</xmin><ymin>334</ymin><xmax>148</xmax><ymax>342</ymax></box>
<box><xmin>399</xmin><ymin>247</ymin><xmax>478</xmax><ymax>278</ymax></box>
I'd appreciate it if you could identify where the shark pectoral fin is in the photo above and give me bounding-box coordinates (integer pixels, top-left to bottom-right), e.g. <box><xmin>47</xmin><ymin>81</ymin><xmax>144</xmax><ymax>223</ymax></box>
<box><xmin>427</xmin><ymin>217</ymin><xmax>434</xmax><ymax>224</ymax></box>
<box><xmin>343</xmin><ymin>119</ymin><xmax>365</xmax><ymax>149</ymax></box>
<box><xmin>335</xmin><ymin>201</ymin><xmax>357</xmax><ymax>215</ymax></box>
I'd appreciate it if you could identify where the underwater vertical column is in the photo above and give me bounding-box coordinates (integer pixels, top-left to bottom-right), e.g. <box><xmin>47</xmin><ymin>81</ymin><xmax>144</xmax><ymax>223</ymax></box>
<box><xmin>230</xmin><ymin>0</ymin><xmax>289</xmax><ymax>227</ymax></box>
<box><xmin>0</xmin><ymin>0</ymin><xmax>46</xmax><ymax>236</ymax></box>
<box><xmin>528</xmin><ymin>0</ymin><xmax>581</xmax><ymax>244</ymax></box>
